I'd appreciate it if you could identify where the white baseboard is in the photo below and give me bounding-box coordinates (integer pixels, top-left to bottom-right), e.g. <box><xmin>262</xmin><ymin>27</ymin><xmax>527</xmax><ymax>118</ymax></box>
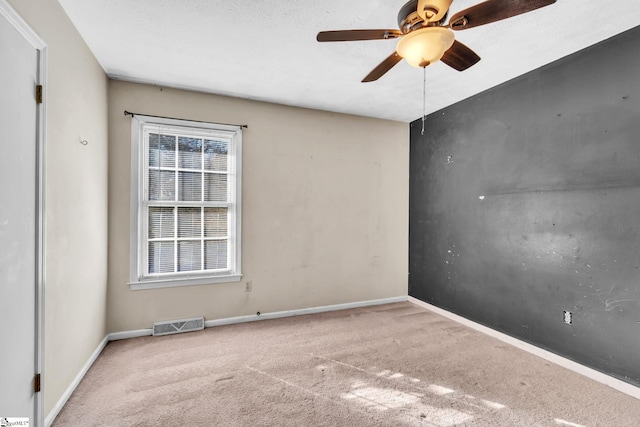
<box><xmin>45</xmin><ymin>334</ymin><xmax>110</xmax><ymax>427</ymax></box>
<box><xmin>204</xmin><ymin>296</ymin><xmax>408</xmax><ymax>328</ymax></box>
<box><xmin>109</xmin><ymin>328</ymin><xmax>152</xmax><ymax>341</ymax></box>
<box><xmin>408</xmin><ymin>296</ymin><xmax>640</xmax><ymax>400</ymax></box>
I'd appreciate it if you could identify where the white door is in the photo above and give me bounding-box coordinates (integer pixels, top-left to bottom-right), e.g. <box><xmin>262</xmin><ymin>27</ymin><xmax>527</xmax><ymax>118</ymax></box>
<box><xmin>0</xmin><ymin>5</ymin><xmax>41</xmax><ymax>424</ymax></box>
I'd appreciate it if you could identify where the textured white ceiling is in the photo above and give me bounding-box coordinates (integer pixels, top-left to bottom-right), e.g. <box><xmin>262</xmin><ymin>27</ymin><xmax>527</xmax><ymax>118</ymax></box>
<box><xmin>58</xmin><ymin>0</ymin><xmax>640</xmax><ymax>122</ymax></box>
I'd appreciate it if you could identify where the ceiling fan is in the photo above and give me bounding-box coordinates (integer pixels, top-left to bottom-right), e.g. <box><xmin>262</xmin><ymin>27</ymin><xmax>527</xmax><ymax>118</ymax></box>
<box><xmin>317</xmin><ymin>0</ymin><xmax>557</xmax><ymax>82</ymax></box>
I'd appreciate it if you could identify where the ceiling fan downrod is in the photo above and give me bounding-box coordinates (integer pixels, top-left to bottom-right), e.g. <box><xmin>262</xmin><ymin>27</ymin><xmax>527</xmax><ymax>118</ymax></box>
<box><xmin>422</xmin><ymin>66</ymin><xmax>427</xmax><ymax>136</ymax></box>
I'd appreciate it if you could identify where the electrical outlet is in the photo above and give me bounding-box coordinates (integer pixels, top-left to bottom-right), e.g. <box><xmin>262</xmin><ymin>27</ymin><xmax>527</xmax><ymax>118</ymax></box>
<box><xmin>563</xmin><ymin>310</ymin><xmax>573</xmax><ymax>325</ymax></box>
<box><xmin>245</xmin><ymin>281</ymin><xmax>252</xmax><ymax>292</ymax></box>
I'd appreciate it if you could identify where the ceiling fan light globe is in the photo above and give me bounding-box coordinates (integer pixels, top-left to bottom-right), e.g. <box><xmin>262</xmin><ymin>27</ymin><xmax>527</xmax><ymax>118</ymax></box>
<box><xmin>397</xmin><ymin>27</ymin><xmax>455</xmax><ymax>68</ymax></box>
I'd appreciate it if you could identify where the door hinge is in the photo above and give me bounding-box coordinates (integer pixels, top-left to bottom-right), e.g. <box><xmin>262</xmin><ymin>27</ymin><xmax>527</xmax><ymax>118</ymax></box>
<box><xmin>34</xmin><ymin>373</ymin><xmax>41</xmax><ymax>393</ymax></box>
<box><xmin>36</xmin><ymin>85</ymin><xmax>43</xmax><ymax>104</ymax></box>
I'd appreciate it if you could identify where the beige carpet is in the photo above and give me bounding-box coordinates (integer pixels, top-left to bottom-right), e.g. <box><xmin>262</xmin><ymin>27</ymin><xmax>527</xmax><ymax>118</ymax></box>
<box><xmin>52</xmin><ymin>302</ymin><xmax>640</xmax><ymax>426</ymax></box>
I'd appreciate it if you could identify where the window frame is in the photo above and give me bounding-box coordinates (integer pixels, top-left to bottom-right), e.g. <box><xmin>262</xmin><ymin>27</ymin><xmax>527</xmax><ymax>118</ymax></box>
<box><xmin>129</xmin><ymin>114</ymin><xmax>242</xmax><ymax>290</ymax></box>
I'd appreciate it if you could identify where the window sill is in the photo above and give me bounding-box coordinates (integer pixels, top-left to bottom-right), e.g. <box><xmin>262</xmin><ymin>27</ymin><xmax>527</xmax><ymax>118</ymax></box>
<box><xmin>129</xmin><ymin>273</ymin><xmax>242</xmax><ymax>290</ymax></box>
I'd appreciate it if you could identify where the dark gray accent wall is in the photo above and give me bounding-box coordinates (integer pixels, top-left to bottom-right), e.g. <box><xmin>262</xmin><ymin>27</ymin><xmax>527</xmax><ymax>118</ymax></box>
<box><xmin>409</xmin><ymin>26</ymin><xmax>640</xmax><ymax>386</ymax></box>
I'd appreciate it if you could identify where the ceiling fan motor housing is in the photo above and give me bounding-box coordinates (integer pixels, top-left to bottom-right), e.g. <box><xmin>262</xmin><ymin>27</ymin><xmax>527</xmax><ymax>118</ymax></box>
<box><xmin>398</xmin><ymin>0</ymin><xmax>453</xmax><ymax>33</ymax></box>
<box><xmin>418</xmin><ymin>0</ymin><xmax>454</xmax><ymax>22</ymax></box>
<box><xmin>398</xmin><ymin>0</ymin><xmax>422</xmax><ymax>32</ymax></box>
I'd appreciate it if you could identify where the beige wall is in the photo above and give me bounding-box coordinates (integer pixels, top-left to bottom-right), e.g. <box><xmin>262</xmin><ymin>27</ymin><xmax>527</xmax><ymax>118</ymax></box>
<box><xmin>5</xmin><ymin>0</ymin><xmax>407</xmax><ymax>417</ymax></box>
<box><xmin>108</xmin><ymin>81</ymin><xmax>408</xmax><ymax>332</ymax></box>
<box><xmin>7</xmin><ymin>0</ymin><xmax>109</xmax><ymax>418</ymax></box>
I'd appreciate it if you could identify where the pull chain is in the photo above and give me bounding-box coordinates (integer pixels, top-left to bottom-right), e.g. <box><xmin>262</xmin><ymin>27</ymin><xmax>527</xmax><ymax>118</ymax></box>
<box><xmin>421</xmin><ymin>66</ymin><xmax>426</xmax><ymax>136</ymax></box>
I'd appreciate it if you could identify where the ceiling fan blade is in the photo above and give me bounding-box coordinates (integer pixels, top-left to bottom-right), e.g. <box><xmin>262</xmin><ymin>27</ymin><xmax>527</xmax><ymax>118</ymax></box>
<box><xmin>449</xmin><ymin>0</ymin><xmax>556</xmax><ymax>30</ymax></box>
<box><xmin>362</xmin><ymin>52</ymin><xmax>403</xmax><ymax>83</ymax></box>
<box><xmin>441</xmin><ymin>40</ymin><xmax>481</xmax><ymax>71</ymax></box>
<box><xmin>317</xmin><ymin>29</ymin><xmax>403</xmax><ymax>42</ymax></box>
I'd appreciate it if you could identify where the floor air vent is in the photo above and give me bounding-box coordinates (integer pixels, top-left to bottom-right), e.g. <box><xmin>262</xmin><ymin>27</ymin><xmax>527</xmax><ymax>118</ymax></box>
<box><xmin>153</xmin><ymin>316</ymin><xmax>205</xmax><ymax>336</ymax></box>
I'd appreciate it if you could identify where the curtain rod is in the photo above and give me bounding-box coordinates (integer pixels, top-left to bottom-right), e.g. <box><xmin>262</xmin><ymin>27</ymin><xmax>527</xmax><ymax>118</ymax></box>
<box><xmin>124</xmin><ymin>110</ymin><xmax>248</xmax><ymax>129</ymax></box>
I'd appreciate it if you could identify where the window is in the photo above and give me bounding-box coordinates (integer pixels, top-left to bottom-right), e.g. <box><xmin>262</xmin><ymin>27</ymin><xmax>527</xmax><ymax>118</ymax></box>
<box><xmin>129</xmin><ymin>115</ymin><xmax>242</xmax><ymax>290</ymax></box>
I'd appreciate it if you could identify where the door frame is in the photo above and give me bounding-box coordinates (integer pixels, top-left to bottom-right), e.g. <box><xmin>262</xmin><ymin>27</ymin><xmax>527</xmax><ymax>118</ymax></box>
<box><xmin>0</xmin><ymin>1</ymin><xmax>47</xmax><ymax>425</ymax></box>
